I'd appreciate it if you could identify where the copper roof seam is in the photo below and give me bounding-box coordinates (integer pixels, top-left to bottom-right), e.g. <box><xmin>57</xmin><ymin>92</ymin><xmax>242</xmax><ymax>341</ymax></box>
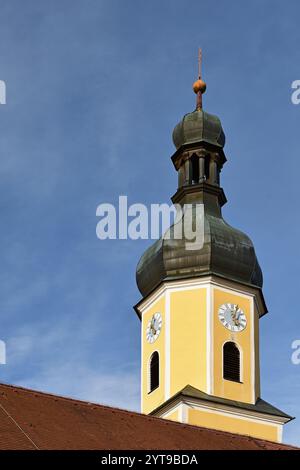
<box><xmin>0</xmin><ymin>402</ymin><xmax>39</xmax><ymax>450</ymax></box>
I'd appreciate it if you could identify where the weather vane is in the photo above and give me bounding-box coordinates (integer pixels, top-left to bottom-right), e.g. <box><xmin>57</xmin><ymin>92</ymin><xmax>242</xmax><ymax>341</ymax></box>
<box><xmin>193</xmin><ymin>47</ymin><xmax>206</xmax><ymax>110</ymax></box>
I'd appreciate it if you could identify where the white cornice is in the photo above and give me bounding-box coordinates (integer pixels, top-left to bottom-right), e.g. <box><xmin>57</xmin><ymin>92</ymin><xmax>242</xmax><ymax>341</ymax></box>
<box><xmin>136</xmin><ymin>275</ymin><xmax>267</xmax><ymax>318</ymax></box>
<box><xmin>152</xmin><ymin>394</ymin><xmax>290</xmax><ymax>426</ymax></box>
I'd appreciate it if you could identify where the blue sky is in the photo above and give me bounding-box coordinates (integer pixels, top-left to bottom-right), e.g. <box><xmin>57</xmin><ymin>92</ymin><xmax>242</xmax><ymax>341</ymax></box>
<box><xmin>0</xmin><ymin>0</ymin><xmax>299</xmax><ymax>445</ymax></box>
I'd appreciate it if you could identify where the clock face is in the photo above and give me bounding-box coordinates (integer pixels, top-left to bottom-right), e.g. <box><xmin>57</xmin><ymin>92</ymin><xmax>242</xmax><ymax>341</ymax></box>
<box><xmin>218</xmin><ymin>303</ymin><xmax>247</xmax><ymax>332</ymax></box>
<box><xmin>146</xmin><ymin>313</ymin><xmax>162</xmax><ymax>344</ymax></box>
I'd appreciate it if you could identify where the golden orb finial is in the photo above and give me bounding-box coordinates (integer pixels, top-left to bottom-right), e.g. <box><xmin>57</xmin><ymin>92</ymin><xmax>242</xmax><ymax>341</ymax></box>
<box><xmin>193</xmin><ymin>79</ymin><xmax>206</xmax><ymax>94</ymax></box>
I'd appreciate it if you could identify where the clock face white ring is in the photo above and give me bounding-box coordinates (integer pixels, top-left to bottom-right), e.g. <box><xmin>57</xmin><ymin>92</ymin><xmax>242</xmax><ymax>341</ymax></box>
<box><xmin>146</xmin><ymin>313</ymin><xmax>162</xmax><ymax>343</ymax></box>
<box><xmin>218</xmin><ymin>303</ymin><xmax>247</xmax><ymax>332</ymax></box>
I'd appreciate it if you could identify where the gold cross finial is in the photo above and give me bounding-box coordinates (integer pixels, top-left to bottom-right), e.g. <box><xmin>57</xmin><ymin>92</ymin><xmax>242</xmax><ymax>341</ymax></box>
<box><xmin>198</xmin><ymin>47</ymin><xmax>202</xmax><ymax>79</ymax></box>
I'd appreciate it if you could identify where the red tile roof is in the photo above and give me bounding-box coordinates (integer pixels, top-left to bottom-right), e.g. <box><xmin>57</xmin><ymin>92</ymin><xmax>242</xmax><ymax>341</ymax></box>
<box><xmin>0</xmin><ymin>383</ymin><xmax>297</xmax><ymax>450</ymax></box>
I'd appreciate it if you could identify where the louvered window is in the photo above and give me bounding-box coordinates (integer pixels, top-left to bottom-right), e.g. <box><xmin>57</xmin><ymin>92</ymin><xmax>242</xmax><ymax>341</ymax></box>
<box><xmin>149</xmin><ymin>351</ymin><xmax>159</xmax><ymax>392</ymax></box>
<box><xmin>223</xmin><ymin>342</ymin><xmax>241</xmax><ymax>382</ymax></box>
<box><xmin>191</xmin><ymin>154</ymin><xmax>200</xmax><ymax>184</ymax></box>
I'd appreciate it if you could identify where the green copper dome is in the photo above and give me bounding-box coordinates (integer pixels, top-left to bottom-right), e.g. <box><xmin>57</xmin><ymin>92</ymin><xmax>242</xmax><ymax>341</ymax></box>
<box><xmin>136</xmin><ymin>194</ymin><xmax>263</xmax><ymax>297</ymax></box>
<box><xmin>172</xmin><ymin>109</ymin><xmax>225</xmax><ymax>150</ymax></box>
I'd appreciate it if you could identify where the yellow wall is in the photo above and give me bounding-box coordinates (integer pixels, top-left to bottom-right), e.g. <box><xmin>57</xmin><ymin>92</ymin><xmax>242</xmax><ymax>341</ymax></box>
<box><xmin>139</xmin><ymin>280</ymin><xmax>285</xmax><ymax>443</ymax></box>
<box><xmin>141</xmin><ymin>281</ymin><xmax>260</xmax><ymax>418</ymax></box>
<box><xmin>170</xmin><ymin>288</ymin><xmax>207</xmax><ymax>396</ymax></box>
<box><xmin>141</xmin><ymin>287</ymin><xmax>207</xmax><ymax>414</ymax></box>
<box><xmin>164</xmin><ymin>410</ymin><xmax>178</xmax><ymax>422</ymax></box>
<box><xmin>188</xmin><ymin>408</ymin><xmax>279</xmax><ymax>442</ymax></box>
<box><xmin>213</xmin><ymin>288</ymin><xmax>255</xmax><ymax>403</ymax></box>
<box><xmin>142</xmin><ymin>296</ymin><xmax>166</xmax><ymax>414</ymax></box>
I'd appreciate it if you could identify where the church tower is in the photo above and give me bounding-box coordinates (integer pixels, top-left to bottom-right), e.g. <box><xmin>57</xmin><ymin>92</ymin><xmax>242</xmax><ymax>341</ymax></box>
<box><xmin>134</xmin><ymin>54</ymin><xmax>292</xmax><ymax>443</ymax></box>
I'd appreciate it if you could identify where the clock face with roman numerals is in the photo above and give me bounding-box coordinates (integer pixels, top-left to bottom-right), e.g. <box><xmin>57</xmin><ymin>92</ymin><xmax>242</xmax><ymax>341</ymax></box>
<box><xmin>146</xmin><ymin>313</ymin><xmax>162</xmax><ymax>343</ymax></box>
<box><xmin>218</xmin><ymin>303</ymin><xmax>247</xmax><ymax>332</ymax></box>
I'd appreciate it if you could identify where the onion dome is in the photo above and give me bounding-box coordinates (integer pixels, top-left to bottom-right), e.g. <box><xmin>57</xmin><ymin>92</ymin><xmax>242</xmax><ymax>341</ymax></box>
<box><xmin>136</xmin><ymin>206</ymin><xmax>263</xmax><ymax>297</ymax></box>
<box><xmin>172</xmin><ymin>109</ymin><xmax>225</xmax><ymax>150</ymax></box>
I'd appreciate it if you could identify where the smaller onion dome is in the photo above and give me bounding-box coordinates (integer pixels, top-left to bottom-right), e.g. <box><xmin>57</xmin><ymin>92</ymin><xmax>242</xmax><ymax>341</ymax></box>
<box><xmin>172</xmin><ymin>109</ymin><xmax>226</xmax><ymax>150</ymax></box>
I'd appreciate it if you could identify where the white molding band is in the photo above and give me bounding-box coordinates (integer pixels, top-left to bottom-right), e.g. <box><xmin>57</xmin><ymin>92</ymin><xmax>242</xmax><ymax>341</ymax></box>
<box><xmin>251</xmin><ymin>296</ymin><xmax>255</xmax><ymax>404</ymax></box>
<box><xmin>206</xmin><ymin>284</ymin><xmax>212</xmax><ymax>395</ymax></box>
<box><xmin>140</xmin><ymin>317</ymin><xmax>143</xmax><ymax>412</ymax></box>
<box><xmin>165</xmin><ymin>290</ymin><xmax>171</xmax><ymax>401</ymax></box>
<box><xmin>136</xmin><ymin>275</ymin><xmax>267</xmax><ymax>317</ymax></box>
<box><xmin>154</xmin><ymin>397</ymin><xmax>286</xmax><ymax>437</ymax></box>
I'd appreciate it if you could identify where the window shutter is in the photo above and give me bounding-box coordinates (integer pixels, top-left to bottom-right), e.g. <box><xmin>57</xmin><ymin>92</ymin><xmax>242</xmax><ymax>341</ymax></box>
<box><xmin>149</xmin><ymin>352</ymin><xmax>159</xmax><ymax>392</ymax></box>
<box><xmin>223</xmin><ymin>342</ymin><xmax>240</xmax><ymax>382</ymax></box>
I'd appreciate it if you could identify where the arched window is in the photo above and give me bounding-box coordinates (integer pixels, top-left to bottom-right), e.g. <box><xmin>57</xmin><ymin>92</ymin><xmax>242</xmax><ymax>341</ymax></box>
<box><xmin>223</xmin><ymin>342</ymin><xmax>241</xmax><ymax>382</ymax></box>
<box><xmin>149</xmin><ymin>351</ymin><xmax>159</xmax><ymax>392</ymax></box>
<box><xmin>204</xmin><ymin>156</ymin><xmax>210</xmax><ymax>181</ymax></box>
<box><xmin>191</xmin><ymin>154</ymin><xmax>199</xmax><ymax>184</ymax></box>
